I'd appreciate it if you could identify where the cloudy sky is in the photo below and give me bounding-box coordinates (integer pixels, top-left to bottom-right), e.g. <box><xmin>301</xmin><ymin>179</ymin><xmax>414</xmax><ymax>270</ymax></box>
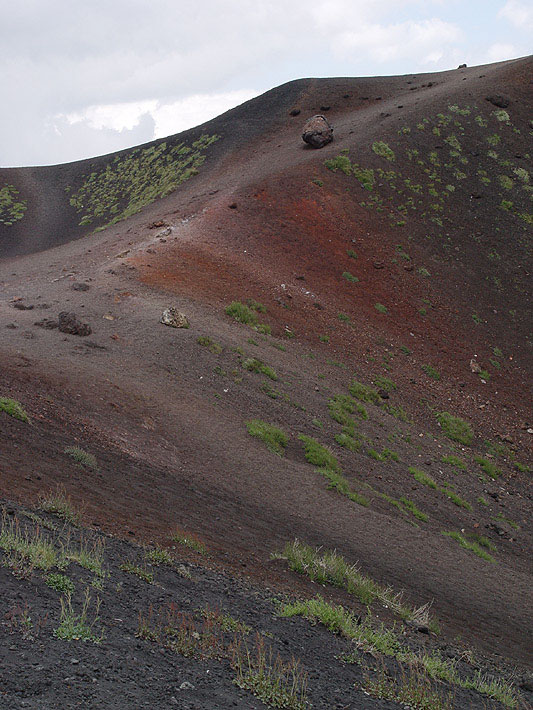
<box><xmin>1</xmin><ymin>0</ymin><xmax>531</xmax><ymax>167</ymax></box>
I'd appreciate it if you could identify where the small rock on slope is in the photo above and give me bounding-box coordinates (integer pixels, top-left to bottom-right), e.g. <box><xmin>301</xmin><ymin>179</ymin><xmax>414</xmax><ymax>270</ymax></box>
<box><xmin>58</xmin><ymin>312</ymin><xmax>92</xmax><ymax>336</ymax></box>
<box><xmin>160</xmin><ymin>308</ymin><xmax>189</xmax><ymax>329</ymax></box>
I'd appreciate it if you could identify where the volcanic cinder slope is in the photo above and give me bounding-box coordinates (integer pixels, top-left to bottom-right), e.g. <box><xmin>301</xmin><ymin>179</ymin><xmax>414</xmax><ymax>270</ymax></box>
<box><xmin>0</xmin><ymin>56</ymin><xmax>532</xmax><ymax>705</ymax></box>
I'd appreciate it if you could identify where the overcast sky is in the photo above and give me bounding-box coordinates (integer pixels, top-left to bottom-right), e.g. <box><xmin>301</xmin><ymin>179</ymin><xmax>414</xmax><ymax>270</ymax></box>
<box><xmin>1</xmin><ymin>0</ymin><xmax>531</xmax><ymax>167</ymax></box>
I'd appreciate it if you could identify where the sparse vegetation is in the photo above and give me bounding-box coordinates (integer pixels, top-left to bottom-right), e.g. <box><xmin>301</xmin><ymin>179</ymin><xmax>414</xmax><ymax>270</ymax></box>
<box><xmin>441</xmin><ymin>454</ymin><xmax>467</xmax><ymax>470</ymax></box>
<box><xmin>372</xmin><ymin>141</ymin><xmax>395</xmax><ymax>162</ymax></box>
<box><xmin>242</xmin><ymin>358</ymin><xmax>278</xmax><ymax>380</ymax></box>
<box><xmin>172</xmin><ymin>529</ymin><xmax>207</xmax><ymax>555</ymax></box>
<box><xmin>349</xmin><ymin>380</ymin><xmax>381</xmax><ymax>404</ymax></box>
<box><xmin>197</xmin><ymin>336</ymin><xmax>223</xmax><ymax>354</ymax></box>
<box><xmin>64</xmin><ymin>446</ymin><xmax>98</xmax><ymax>470</ymax></box>
<box><xmin>45</xmin><ymin>573</ymin><xmax>75</xmax><ymax>594</ymax></box>
<box><xmin>421</xmin><ymin>364</ymin><xmax>440</xmax><ymax>380</ymax></box>
<box><xmin>374</xmin><ymin>303</ymin><xmax>387</xmax><ymax>314</ymax></box>
<box><xmin>275</xmin><ymin>541</ymin><xmax>434</xmax><ymax>624</ymax></box>
<box><xmin>442</xmin><ymin>531</ymin><xmax>496</xmax><ymax>562</ymax></box>
<box><xmin>362</xmin><ymin>666</ymin><xmax>453</xmax><ymax>710</ymax></box>
<box><xmin>298</xmin><ymin>435</ymin><xmax>339</xmax><ymax>471</ymax></box>
<box><xmin>475</xmin><ymin>456</ymin><xmax>501</xmax><ymax>479</ymax></box>
<box><xmin>246</xmin><ymin>419</ymin><xmax>288</xmax><ymax>456</ymax></box>
<box><xmin>226</xmin><ymin>301</ymin><xmax>259</xmax><ymax>326</ymax></box>
<box><xmin>0</xmin><ymin>397</ymin><xmax>30</xmax><ymax>423</ymax></box>
<box><xmin>231</xmin><ymin>635</ymin><xmax>310</xmax><ymax>710</ymax></box>
<box><xmin>38</xmin><ymin>487</ymin><xmax>82</xmax><ymax>526</ymax></box>
<box><xmin>342</xmin><ymin>271</ymin><xmax>359</xmax><ymax>283</ymax></box>
<box><xmin>436</xmin><ymin>412</ymin><xmax>473</xmax><ymax>445</ymax></box>
<box><xmin>54</xmin><ymin>590</ymin><xmax>104</xmax><ymax>644</ymax></box>
<box><xmin>120</xmin><ymin>560</ymin><xmax>155</xmax><ymax>584</ymax></box>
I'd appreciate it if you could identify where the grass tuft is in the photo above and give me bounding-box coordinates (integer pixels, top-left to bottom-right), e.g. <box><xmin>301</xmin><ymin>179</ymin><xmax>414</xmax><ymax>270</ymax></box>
<box><xmin>246</xmin><ymin>420</ymin><xmax>288</xmax><ymax>456</ymax></box>
<box><xmin>64</xmin><ymin>446</ymin><xmax>98</xmax><ymax>470</ymax></box>
<box><xmin>436</xmin><ymin>412</ymin><xmax>473</xmax><ymax>445</ymax></box>
<box><xmin>0</xmin><ymin>397</ymin><xmax>30</xmax><ymax>423</ymax></box>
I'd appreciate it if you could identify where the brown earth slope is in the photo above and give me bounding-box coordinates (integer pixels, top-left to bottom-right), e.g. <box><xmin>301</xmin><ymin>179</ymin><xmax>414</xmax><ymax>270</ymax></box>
<box><xmin>1</xmin><ymin>56</ymin><xmax>532</xmax><ymax>674</ymax></box>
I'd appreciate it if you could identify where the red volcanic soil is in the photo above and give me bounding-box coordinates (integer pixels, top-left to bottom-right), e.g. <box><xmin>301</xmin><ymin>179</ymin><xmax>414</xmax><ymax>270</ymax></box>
<box><xmin>1</xmin><ymin>54</ymin><xmax>532</xmax><ymax>690</ymax></box>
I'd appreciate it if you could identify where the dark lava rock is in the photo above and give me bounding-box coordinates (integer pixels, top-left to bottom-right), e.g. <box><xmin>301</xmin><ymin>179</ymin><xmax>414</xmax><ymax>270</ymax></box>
<box><xmin>486</xmin><ymin>95</ymin><xmax>509</xmax><ymax>108</ymax></box>
<box><xmin>289</xmin><ymin>108</ymin><xmax>301</xmax><ymax>116</ymax></box>
<box><xmin>58</xmin><ymin>311</ymin><xmax>92</xmax><ymax>336</ymax></box>
<box><xmin>302</xmin><ymin>115</ymin><xmax>333</xmax><ymax>149</ymax></box>
<box><xmin>13</xmin><ymin>302</ymin><xmax>34</xmax><ymax>310</ymax></box>
<box><xmin>520</xmin><ymin>675</ymin><xmax>533</xmax><ymax>693</ymax></box>
<box><xmin>458</xmin><ymin>63</ymin><xmax>467</xmax><ymax>68</ymax></box>
<box><xmin>34</xmin><ymin>318</ymin><xmax>59</xmax><ymax>330</ymax></box>
<box><xmin>72</xmin><ymin>282</ymin><xmax>90</xmax><ymax>291</ymax></box>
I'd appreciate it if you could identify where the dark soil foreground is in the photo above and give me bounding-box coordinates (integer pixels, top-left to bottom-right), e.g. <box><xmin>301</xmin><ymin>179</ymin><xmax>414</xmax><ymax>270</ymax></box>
<box><xmin>1</xmin><ymin>500</ymin><xmax>530</xmax><ymax>710</ymax></box>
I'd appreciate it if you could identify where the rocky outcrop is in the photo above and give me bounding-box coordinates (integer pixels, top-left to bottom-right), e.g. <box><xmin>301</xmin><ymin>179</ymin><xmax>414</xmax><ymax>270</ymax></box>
<box><xmin>302</xmin><ymin>115</ymin><xmax>333</xmax><ymax>148</ymax></box>
<box><xmin>160</xmin><ymin>308</ymin><xmax>189</xmax><ymax>329</ymax></box>
<box><xmin>58</xmin><ymin>312</ymin><xmax>92</xmax><ymax>336</ymax></box>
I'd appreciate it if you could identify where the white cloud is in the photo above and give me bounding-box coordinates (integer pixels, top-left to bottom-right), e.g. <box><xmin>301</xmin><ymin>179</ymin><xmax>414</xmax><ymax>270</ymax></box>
<box><xmin>499</xmin><ymin>0</ymin><xmax>533</xmax><ymax>30</ymax></box>
<box><xmin>485</xmin><ymin>42</ymin><xmax>520</xmax><ymax>63</ymax></box>
<box><xmin>332</xmin><ymin>18</ymin><xmax>462</xmax><ymax>65</ymax></box>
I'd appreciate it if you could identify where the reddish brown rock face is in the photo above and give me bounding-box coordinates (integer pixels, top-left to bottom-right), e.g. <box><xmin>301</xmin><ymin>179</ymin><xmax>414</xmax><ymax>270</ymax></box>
<box><xmin>302</xmin><ymin>114</ymin><xmax>333</xmax><ymax>148</ymax></box>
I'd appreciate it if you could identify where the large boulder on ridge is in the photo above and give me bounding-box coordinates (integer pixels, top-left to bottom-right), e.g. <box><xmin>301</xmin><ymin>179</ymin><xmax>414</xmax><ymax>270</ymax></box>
<box><xmin>302</xmin><ymin>115</ymin><xmax>333</xmax><ymax>148</ymax></box>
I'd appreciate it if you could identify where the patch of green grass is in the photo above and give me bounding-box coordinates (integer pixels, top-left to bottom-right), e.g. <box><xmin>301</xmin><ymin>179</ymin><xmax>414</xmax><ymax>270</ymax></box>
<box><xmin>368</xmin><ymin>448</ymin><xmax>399</xmax><ymax>462</ymax></box>
<box><xmin>363</xmin><ymin>666</ymin><xmax>453</xmax><ymax>710</ymax></box>
<box><xmin>0</xmin><ymin>513</ymin><xmax>59</xmax><ymax>572</ymax></box>
<box><xmin>242</xmin><ymin>358</ymin><xmax>278</xmax><ymax>380</ymax></box>
<box><xmin>226</xmin><ymin>301</ymin><xmax>259</xmax><ymax>326</ymax></box>
<box><xmin>440</xmin><ymin>486</ymin><xmax>472</xmax><ymax>510</ymax></box>
<box><xmin>324</xmin><ymin>154</ymin><xmax>353</xmax><ymax>174</ymax></box>
<box><xmin>120</xmin><ymin>560</ymin><xmax>155</xmax><ymax>584</ymax></box>
<box><xmin>374</xmin><ymin>303</ymin><xmax>387</xmax><ymax>314</ymax></box>
<box><xmin>54</xmin><ymin>590</ymin><xmax>104</xmax><ymax>644</ymax></box>
<box><xmin>246</xmin><ymin>419</ymin><xmax>288</xmax><ymax>456</ymax></box>
<box><xmin>342</xmin><ymin>271</ymin><xmax>359</xmax><ymax>283</ymax></box>
<box><xmin>145</xmin><ymin>546</ymin><xmax>174</xmax><ymax>566</ymax></box>
<box><xmin>321</xmin><ymin>469</ymin><xmax>369</xmax><ymax>506</ymax></box>
<box><xmin>63</xmin><ymin>538</ymin><xmax>106</xmax><ymax>577</ymax></box>
<box><xmin>318</xmin><ymin>334</ymin><xmax>329</xmax><ymax>343</ymax></box>
<box><xmin>199</xmin><ymin>607</ymin><xmax>252</xmax><ymax>634</ymax></box>
<box><xmin>0</xmin><ymin>397</ymin><xmax>30</xmax><ymax>423</ymax></box>
<box><xmin>493</xmin><ymin>513</ymin><xmax>519</xmax><ymax>530</ymax></box>
<box><xmin>409</xmin><ymin>467</ymin><xmax>438</xmax><ymax>489</ymax></box>
<box><xmin>347</xmin><ymin>249</ymin><xmax>357</xmax><ymax>259</ymax></box>
<box><xmin>279</xmin><ymin>596</ymin><xmax>400</xmax><ymax>656</ymax></box>
<box><xmin>197</xmin><ymin>336</ymin><xmax>223</xmax><ymax>354</ymax></box>
<box><xmin>441</xmin><ymin>454</ymin><xmax>467</xmax><ymax>470</ymax></box>
<box><xmin>334</xmin><ymin>432</ymin><xmax>361</xmax><ymax>452</ymax></box>
<box><xmin>373</xmin><ymin>376</ymin><xmax>396</xmax><ymax>392</ymax></box>
<box><xmin>399</xmin><ymin>498</ymin><xmax>428</xmax><ymax>522</ymax></box>
<box><xmin>383</xmin><ymin>404</ymin><xmax>410</xmax><ymax>423</ymax></box>
<box><xmin>372</xmin><ymin>141</ymin><xmax>395</xmax><ymax>162</ymax></box>
<box><xmin>514</xmin><ymin>461</ymin><xmax>530</xmax><ymax>473</ymax></box>
<box><xmin>231</xmin><ymin>635</ymin><xmax>310</xmax><ymax>710</ymax></box>
<box><xmin>275</xmin><ymin>541</ymin><xmax>432</xmax><ymax>623</ymax></box>
<box><xmin>64</xmin><ymin>446</ymin><xmax>98</xmax><ymax>470</ymax></box>
<box><xmin>441</xmin><ymin>531</ymin><xmax>496</xmax><ymax>562</ymax></box>
<box><xmin>421</xmin><ymin>364</ymin><xmax>440</xmax><ymax>380</ymax></box>
<box><xmin>45</xmin><ymin>573</ymin><xmax>75</xmax><ymax>594</ymax></box>
<box><xmin>298</xmin><ymin>435</ymin><xmax>339</xmax><ymax>472</ymax></box>
<box><xmin>38</xmin><ymin>487</ymin><xmax>82</xmax><ymax>526</ymax></box>
<box><xmin>172</xmin><ymin>530</ymin><xmax>207</xmax><ymax>555</ymax></box>
<box><xmin>436</xmin><ymin>412</ymin><xmax>473</xmax><ymax>445</ymax></box>
<box><xmin>337</xmin><ymin>312</ymin><xmax>350</xmax><ymax>322</ymax></box>
<box><xmin>474</xmin><ymin>456</ymin><xmax>501</xmax><ymax>479</ymax></box>
<box><xmin>349</xmin><ymin>380</ymin><xmax>381</xmax><ymax>404</ymax></box>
